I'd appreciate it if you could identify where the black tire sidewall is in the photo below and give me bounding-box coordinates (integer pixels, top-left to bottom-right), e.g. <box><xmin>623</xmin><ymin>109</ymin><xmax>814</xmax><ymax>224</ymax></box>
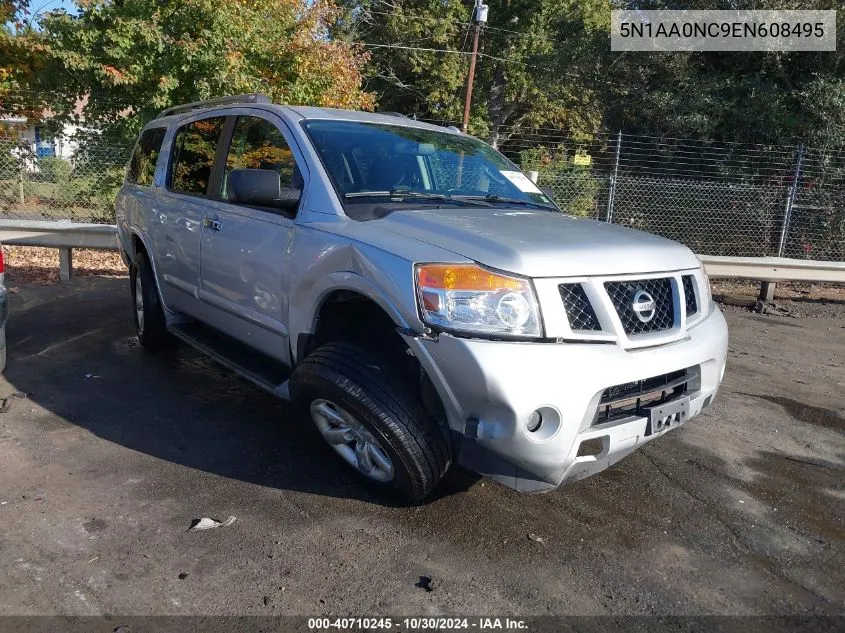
<box><xmin>129</xmin><ymin>260</ymin><xmax>143</xmax><ymax>338</ymax></box>
<box><xmin>296</xmin><ymin>377</ymin><xmax>421</xmax><ymax>501</ymax></box>
<box><xmin>130</xmin><ymin>253</ymin><xmax>169</xmax><ymax>350</ymax></box>
<box><xmin>292</xmin><ymin>345</ymin><xmax>449</xmax><ymax>503</ymax></box>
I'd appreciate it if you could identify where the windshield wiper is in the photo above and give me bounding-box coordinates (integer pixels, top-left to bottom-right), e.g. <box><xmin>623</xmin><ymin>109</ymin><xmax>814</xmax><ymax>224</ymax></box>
<box><xmin>344</xmin><ymin>190</ymin><xmax>446</xmax><ymax>200</ymax></box>
<box><xmin>343</xmin><ymin>190</ymin><xmax>490</xmax><ymax>206</ymax></box>
<box><xmin>452</xmin><ymin>194</ymin><xmax>558</xmax><ymax>211</ymax></box>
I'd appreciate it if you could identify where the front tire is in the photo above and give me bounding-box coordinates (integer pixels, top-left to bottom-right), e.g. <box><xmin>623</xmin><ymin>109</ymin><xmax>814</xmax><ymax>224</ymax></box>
<box><xmin>290</xmin><ymin>343</ymin><xmax>451</xmax><ymax>503</ymax></box>
<box><xmin>130</xmin><ymin>252</ymin><xmax>172</xmax><ymax>352</ymax></box>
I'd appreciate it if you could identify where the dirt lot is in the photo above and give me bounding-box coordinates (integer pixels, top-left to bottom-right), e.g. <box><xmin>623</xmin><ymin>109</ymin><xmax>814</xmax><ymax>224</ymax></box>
<box><xmin>0</xmin><ymin>275</ymin><xmax>842</xmax><ymax>617</ymax></box>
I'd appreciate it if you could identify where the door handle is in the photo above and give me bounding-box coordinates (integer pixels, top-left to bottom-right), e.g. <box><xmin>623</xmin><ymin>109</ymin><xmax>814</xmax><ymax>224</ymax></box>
<box><xmin>203</xmin><ymin>217</ymin><xmax>222</xmax><ymax>231</ymax></box>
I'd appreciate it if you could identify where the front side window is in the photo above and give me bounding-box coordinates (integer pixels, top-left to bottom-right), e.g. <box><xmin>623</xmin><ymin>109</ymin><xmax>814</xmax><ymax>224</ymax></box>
<box><xmin>221</xmin><ymin>116</ymin><xmax>299</xmax><ymax>200</ymax></box>
<box><xmin>126</xmin><ymin>127</ymin><xmax>166</xmax><ymax>186</ymax></box>
<box><xmin>303</xmin><ymin>120</ymin><xmax>556</xmax><ymax>220</ymax></box>
<box><xmin>169</xmin><ymin>117</ymin><xmax>226</xmax><ymax>195</ymax></box>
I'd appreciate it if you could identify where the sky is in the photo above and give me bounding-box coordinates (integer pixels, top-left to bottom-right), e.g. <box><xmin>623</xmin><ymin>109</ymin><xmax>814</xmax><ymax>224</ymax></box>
<box><xmin>29</xmin><ymin>0</ymin><xmax>77</xmax><ymax>21</ymax></box>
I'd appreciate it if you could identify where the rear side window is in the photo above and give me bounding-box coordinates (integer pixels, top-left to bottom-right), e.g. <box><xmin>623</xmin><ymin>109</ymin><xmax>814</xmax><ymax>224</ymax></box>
<box><xmin>221</xmin><ymin>116</ymin><xmax>300</xmax><ymax>199</ymax></box>
<box><xmin>169</xmin><ymin>117</ymin><xmax>226</xmax><ymax>195</ymax></box>
<box><xmin>126</xmin><ymin>127</ymin><xmax>166</xmax><ymax>186</ymax></box>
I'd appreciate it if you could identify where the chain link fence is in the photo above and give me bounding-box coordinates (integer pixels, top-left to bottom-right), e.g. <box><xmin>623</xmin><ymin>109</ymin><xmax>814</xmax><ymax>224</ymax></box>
<box><xmin>0</xmin><ymin>137</ymin><xmax>128</xmax><ymax>224</ymax></box>
<box><xmin>505</xmin><ymin>132</ymin><xmax>845</xmax><ymax>262</ymax></box>
<box><xmin>2</xmin><ymin>124</ymin><xmax>844</xmax><ymax>263</ymax></box>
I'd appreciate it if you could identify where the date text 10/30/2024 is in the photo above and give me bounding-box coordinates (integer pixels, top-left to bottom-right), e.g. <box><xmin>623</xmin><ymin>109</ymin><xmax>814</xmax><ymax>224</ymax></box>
<box><xmin>307</xmin><ymin>617</ymin><xmax>529</xmax><ymax>630</ymax></box>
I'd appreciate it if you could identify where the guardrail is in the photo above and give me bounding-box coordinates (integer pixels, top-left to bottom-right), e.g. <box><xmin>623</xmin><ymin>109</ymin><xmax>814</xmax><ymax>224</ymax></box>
<box><xmin>699</xmin><ymin>255</ymin><xmax>845</xmax><ymax>283</ymax></box>
<box><xmin>0</xmin><ymin>220</ymin><xmax>119</xmax><ymax>281</ymax></box>
<box><xmin>1</xmin><ymin>221</ymin><xmax>843</xmax><ymax>293</ymax></box>
<box><xmin>699</xmin><ymin>255</ymin><xmax>845</xmax><ymax>300</ymax></box>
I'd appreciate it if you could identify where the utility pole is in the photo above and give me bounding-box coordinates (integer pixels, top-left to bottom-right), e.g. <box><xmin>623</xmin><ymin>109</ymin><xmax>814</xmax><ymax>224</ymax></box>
<box><xmin>462</xmin><ymin>0</ymin><xmax>488</xmax><ymax>133</ymax></box>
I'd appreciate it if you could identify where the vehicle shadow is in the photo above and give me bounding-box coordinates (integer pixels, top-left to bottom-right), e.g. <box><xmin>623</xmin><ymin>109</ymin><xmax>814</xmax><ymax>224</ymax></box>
<box><xmin>2</xmin><ymin>276</ymin><xmax>479</xmax><ymax>507</ymax></box>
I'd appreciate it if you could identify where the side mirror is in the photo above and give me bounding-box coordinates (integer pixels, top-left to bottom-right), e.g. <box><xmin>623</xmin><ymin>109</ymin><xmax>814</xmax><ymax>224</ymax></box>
<box><xmin>540</xmin><ymin>186</ymin><xmax>556</xmax><ymax>201</ymax></box>
<box><xmin>227</xmin><ymin>168</ymin><xmax>301</xmax><ymax>211</ymax></box>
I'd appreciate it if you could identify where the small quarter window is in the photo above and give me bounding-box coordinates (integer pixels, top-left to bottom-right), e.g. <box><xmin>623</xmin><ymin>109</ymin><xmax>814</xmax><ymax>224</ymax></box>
<box><xmin>126</xmin><ymin>127</ymin><xmax>166</xmax><ymax>186</ymax></box>
<box><xmin>169</xmin><ymin>117</ymin><xmax>226</xmax><ymax>195</ymax></box>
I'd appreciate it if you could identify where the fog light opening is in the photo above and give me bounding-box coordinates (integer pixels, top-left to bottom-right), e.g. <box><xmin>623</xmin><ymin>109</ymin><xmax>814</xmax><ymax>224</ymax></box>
<box><xmin>524</xmin><ymin>406</ymin><xmax>561</xmax><ymax>442</ymax></box>
<box><xmin>576</xmin><ymin>437</ymin><xmax>605</xmax><ymax>458</ymax></box>
<box><xmin>526</xmin><ymin>410</ymin><xmax>543</xmax><ymax>433</ymax></box>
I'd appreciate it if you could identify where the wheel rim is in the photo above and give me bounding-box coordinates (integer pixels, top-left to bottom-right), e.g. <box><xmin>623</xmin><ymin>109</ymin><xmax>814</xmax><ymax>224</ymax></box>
<box><xmin>135</xmin><ymin>275</ymin><xmax>145</xmax><ymax>335</ymax></box>
<box><xmin>309</xmin><ymin>399</ymin><xmax>395</xmax><ymax>483</ymax></box>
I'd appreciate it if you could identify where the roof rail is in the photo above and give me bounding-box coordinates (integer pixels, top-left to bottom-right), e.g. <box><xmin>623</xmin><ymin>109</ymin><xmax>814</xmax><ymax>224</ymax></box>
<box><xmin>157</xmin><ymin>93</ymin><xmax>272</xmax><ymax>118</ymax></box>
<box><xmin>379</xmin><ymin>112</ymin><xmax>409</xmax><ymax>118</ymax></box>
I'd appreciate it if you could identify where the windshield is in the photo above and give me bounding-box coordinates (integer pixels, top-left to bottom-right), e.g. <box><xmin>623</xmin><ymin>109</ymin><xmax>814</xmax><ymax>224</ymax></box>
<box><xmin>303</xmin><ymin>120</ymin><xmax>556</xmax><ymax>220</ymax></box>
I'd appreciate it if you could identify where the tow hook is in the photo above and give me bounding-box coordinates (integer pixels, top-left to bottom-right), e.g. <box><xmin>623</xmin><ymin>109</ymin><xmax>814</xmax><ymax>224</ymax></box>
<box><xmin>397</xmin><ymin>326</ymin><xmax>438</xmax><ymax>342</ymax></box>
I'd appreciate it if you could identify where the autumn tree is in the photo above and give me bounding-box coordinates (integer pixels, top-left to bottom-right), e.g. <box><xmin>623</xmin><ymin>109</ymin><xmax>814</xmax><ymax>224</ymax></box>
<box><xmin>33</xmin><ymin>0</ymin><xmax>374</xmax><ymax>143</ymax></box>
<box><xmin>1</xmin><ymin>0</ymin><xmax>49</xmax><ymax>118</ymax></box>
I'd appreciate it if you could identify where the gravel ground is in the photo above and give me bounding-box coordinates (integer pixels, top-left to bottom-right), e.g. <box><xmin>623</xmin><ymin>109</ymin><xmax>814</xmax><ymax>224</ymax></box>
<box><xmin>0</xmin><ymin>276</ymin><xmax>842</xmax><ymax>617</ymax></box>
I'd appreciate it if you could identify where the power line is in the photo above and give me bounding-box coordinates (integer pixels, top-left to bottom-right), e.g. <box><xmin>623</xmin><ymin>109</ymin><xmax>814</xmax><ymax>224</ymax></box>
<box><xmin>359</xmin><ymin>42</ymin><xmax>512</xmax><ymax>64</ymax></box>
<box><xmin>361</xmin><ymin>6</ymin><xmax>549</xmax><ymax>41</ymax></box>
<box><xmin>357</xmin><ymin>42</ymin><xmax>580</xmax><ymax>75</ymax></box>
<box><xmin>358</xmin><ymin>9</ymin><xmax>470</xmax><ymax>31</ymax></box>
<box><xmin>481</xmin><ymin>23</ymin><xmax>551</xmax><ymax>40</ymax></box>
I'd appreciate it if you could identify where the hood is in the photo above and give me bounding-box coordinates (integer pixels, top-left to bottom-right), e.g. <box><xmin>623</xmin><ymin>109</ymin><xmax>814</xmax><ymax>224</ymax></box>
<box><xmin>374</xmin><ymin>208</ymin><xmax>700</xmax><ymax>278</ymax></box>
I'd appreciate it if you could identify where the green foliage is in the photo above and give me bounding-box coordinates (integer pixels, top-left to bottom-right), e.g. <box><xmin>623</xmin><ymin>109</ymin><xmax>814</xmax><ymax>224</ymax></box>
<box><xmin>36</xmin><ymin>155</ymin><xmax>72</xmax><ymax>182</ymax></box>
<box><xmin>520</xmin><ymin>146</ymin><xmax>603</xmax><ymax>217</ymax></box>
<box><xmin>601</xmin><ymin>1</ymin><xmax>845</xmax><ymax>147</ymax></box>
<box><xmin>30</xmin><ymin>0</ymin><xmax>374</xmax><ymax>146</ymax></box>
<box><xmin>337</xmin><ymin>0</ymin><xmax>608</xmax><ymax>146</ymax></box>
<box><xmin>337</xmin><ymin>0</ymin><xmax>845</xmax><ymax>149</ymax></box>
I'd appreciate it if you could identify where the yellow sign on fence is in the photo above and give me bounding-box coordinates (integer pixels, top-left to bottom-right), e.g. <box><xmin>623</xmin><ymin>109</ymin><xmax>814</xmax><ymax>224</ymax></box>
<box><xmin>573</xmin><ymin>152</ymin><xmax>592</xmax><ymax>166</ymax></box>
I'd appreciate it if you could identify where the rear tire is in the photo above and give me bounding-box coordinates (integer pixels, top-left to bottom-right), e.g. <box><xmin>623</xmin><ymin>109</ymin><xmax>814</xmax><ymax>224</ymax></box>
<box><xmin>290</xmin><ymin>342</ymin><xmax>451</xmax><ymax>503</ymax></box>
<box><xmin>130</xmin><ymin>252</ymin><xmax>173</xmax><ymax>352</ymax></box>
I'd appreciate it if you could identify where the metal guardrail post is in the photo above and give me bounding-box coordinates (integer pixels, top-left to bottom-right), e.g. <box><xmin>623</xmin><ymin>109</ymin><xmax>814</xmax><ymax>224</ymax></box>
<box><xmin>59</xmin><ymin>248</ymin><xmax>73</xmax><ymax>282</ymax></box>
<box><xmin>18</xmin><ymin>153</ymin><xmax>25</xmax><ymax>206</ymax></box>
<box><xmin>606</xmin><ymin>130</ymin><xmax>621</xmax><ymax>223</ymax></box>
<box><xmin>777</xmin><ymin>143</ymin><xmax>805</xmax><ymax>257</ymax></box>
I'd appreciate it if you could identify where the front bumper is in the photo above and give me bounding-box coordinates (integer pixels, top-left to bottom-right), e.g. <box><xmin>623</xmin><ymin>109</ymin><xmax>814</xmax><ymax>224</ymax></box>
<box><xmin>404</xmin><ymin>305</ymin><xmax>728</xmax><ymax>492</ymax></box>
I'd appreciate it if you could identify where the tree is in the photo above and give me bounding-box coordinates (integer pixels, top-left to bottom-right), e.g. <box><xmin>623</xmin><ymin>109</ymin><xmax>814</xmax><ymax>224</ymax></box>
<box><xmin>33</xmin><ymin>0</ymin><xmax>374</xmax><ymax>144</ymax></box>
<box><xmin>476</xmin><ymin>0</ymin><xmax>610</xmax><ymax>147</ymax></box>
<box><xmin>339</xmin><ymin>0</ymin><xmax>845</xmax><ymax>149</ymax></box>
<box><xmin>601</xmin><ymin>0</ymin><xmax>845</xmax><ymax>147</ymax></box>
<box><xmin>335</xmin><ymin>0</ymin><xmax>470</xmax><ymax>121</ymax></box>
<box><xmin>1</xmin><ymin>0</ymin><xmax>49</xmax><ymax>118</ymax></box>
<box><xmin>335</xmin><ymin>1</ymin><xmax>610</xmax><ymax>147</ymax></box>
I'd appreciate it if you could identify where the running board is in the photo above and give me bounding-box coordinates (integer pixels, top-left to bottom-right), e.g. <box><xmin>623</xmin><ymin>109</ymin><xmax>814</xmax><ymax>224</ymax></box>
<box><xmin>168</xmin><ymin>322</ymin><xmax>291</xmax><ymax>399</ymax></box>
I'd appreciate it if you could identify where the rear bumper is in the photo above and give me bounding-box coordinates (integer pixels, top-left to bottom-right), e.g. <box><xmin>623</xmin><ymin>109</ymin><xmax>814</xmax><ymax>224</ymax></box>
<box><xmin>405</xmin><ymin>305</ymin><xmax>728</xmax><ymax>492</ymax></box>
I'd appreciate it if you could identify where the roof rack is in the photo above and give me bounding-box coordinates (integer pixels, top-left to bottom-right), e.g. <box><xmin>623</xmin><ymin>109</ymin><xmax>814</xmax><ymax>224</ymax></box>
<box><xmin>379</xmin><ymin>112</ymin><xmax>409</xmax><ymax>118</ymax></box>
<box><xmin>157</xmin><ymin>93</ymin><xmax>272</xmax><ymax>118</ymax></box>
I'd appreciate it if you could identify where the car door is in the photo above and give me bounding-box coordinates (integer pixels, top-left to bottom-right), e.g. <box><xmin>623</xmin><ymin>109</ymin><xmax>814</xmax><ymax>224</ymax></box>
<box><xmin>154</xmin><ymin>115</ymin><xmax>227</xmax><ymax>317</ymax></box>
<box><xmin>197</xmin><ymin>113</ymin><xmax>301</xmax><ymax>364</ymax></box>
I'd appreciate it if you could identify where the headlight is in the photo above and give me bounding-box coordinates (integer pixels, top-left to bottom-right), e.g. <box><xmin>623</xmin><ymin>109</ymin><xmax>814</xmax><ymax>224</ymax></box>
<box><xmin>700</xmin><ymin>265</ymin><xmax>713</xmax><ymax>309</ymax></box>
<box><xmin>415</xmin><ymin>263</ymin><xmax>542</xmax><ymax>338</ymax></box>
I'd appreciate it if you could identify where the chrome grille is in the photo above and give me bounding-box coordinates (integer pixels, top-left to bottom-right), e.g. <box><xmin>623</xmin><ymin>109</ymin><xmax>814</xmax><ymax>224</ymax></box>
<box><xmin>558</xmin><ymin>283</ymin><xmax>601</xmax><ymax>331</ymax></box>
<box><xmin>604</xmin><ymin>278</ymin><xmax>675</xmax><ymax>335</ymax></box>
<box><xmin>682</xmin><ymin>275</ymin><xmax>698</xmax><ymax>317</ymax></box>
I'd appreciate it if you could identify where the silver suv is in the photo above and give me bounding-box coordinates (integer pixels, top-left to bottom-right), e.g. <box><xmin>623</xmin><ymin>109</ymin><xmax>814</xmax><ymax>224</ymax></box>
<box><xmin>116</xmin><ymin>94</ymin><xmax>728</xmax><ymax>503</ymax></box>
